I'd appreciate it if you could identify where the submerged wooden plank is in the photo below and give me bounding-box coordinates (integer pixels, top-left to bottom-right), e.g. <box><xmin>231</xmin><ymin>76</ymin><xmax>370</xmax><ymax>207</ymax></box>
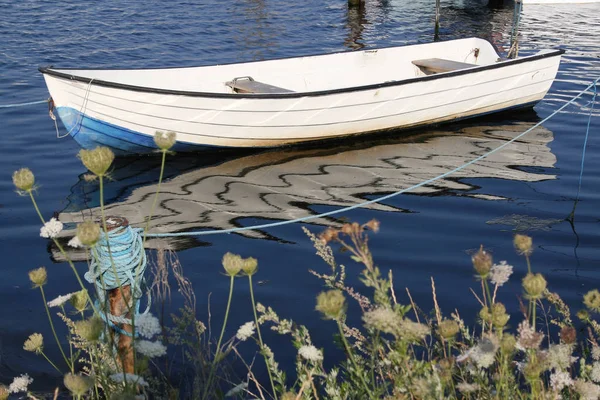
<box><xmin>412</xmin><ymin>58</ymin><xmax>478</xmax><ymax>73</ymax></box>
<box><xmin>226</xmin><ymin>79</ymin><xmax>294</xmax><ymax>94</ymax></box>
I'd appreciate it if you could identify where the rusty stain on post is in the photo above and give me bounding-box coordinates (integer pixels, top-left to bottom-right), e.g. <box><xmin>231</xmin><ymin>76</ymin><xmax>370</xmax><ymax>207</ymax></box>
<box><xmin>102</xmin><ymin>216</ymin><xmax>135</xmax><ymax>373</ymax></box>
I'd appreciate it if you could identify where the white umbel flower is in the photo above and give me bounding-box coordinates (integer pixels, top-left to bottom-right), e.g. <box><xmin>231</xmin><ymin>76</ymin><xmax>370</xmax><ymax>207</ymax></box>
<box><xmin>489</xmin><ymin>261</ymin><xmax>513</xmax><ymax>287</ymax></box>
<box><xmin>235</xmin><ymin>322</ymin><xmax>255</xmax><ymax>341</ymax></box>
<box><xmin>9</xmin><ymin>374</ymin><xmax>33</xmax><ymax>393</ymax></box>
<box><xmin>47</xmin><ymin>292</ymin><xmax>76</xmax><ymax>308</ymax></box>
<box><xmin>135</xmin><ymin>340</ymin><xmax>167</xmax><ymax>358</ymax></box>
<box><xmin>68</xmin><ymin>236</ymin><xmax>83</xmax><ymax>248</ymax></box>
<box><xmin>109</xmin><ymin>373</ymin><xmax>149</xmax><ymax>387</ymax></box>
<box><xmin>40</xmin><ymin>218</ymin><xmax>63</xmax><ymax>238</ymax></box>
<box><xmin>135</xmin><ymin>313</ymin><xmax>161</xmax><ymax>339</ymax></box>
<box><xmin>591</xmin><ymin>362</ymin><xmax>600</xmax><ymax>383</ymax></box>
<box><xmin>550</xmin><ymin>370</ymin><xmax>574</xmax><ymax>391</ymax></box>
<box><xmin>298</xmin><ymin>345</ymin><xmax>323</xmax><ymax>362</ymax></box>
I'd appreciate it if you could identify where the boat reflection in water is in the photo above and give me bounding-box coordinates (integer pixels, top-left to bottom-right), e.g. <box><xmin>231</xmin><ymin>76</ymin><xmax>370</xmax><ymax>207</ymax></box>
<box><xmin>55</xmin><ymin>113</ymin><xmax>556</xmax><ymax>260</ymax></box>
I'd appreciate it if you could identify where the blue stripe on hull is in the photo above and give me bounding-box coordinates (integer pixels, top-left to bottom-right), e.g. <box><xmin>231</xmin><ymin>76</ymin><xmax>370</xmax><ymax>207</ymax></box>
<box><xmin>56</xmin><ymin>107</ymin><xmax>219</xmax><ymax>155</ymax></box>
<box><xmin>56</xmin><ymin>102</ymin><xmax>540</xmax><ymax>155</ymax></box>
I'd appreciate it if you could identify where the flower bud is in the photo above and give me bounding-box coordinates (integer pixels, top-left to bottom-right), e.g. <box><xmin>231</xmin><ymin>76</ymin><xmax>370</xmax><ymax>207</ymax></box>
<box><xmin>78</xmin><ymin>147</ymin><xmax>114</xmax><ymax>177</ymax></box>
<box><xmin>241</xmin><ymin>257</ymin><xmax>258</xmax><ymax>276</ymax></box>
<box><xmin>75</xmin><ymin>316</ymin><xmax>103</xmax><ymax>342</ymax></box>
<box><xmin>28</xmin><ymin>267</ymin><xmax>47</xmax><ymax>288</ymax></box>
<box><xmin>154</xmin><ymin>131</ymin><xmax>177</xmax><ymax>151</ymax></box>
<box><xmin>438</xmin><ymin>319</ymin><xmax>460</xmax><ymax>339</ymax></box>
<box><xmin>514</xmin><ymin>234</ymin><xmax>533</xmax><ymax>256</ymax></box>
<box><xmin>522</xmin><ymin>273</ymin><xmax>547</xmax><ymax>300</ymax></box>
<box><xmin>316</xmin><ymin>290</ymin><xmax>345</xmax><ymax>320</ymax></box>
<box><xmin>23</xmin><ymin>333</ymin><xmax>44</xmax><ymax>354</ymax></box>
<box><xmin>76</xmin><ymin>221</ymin><xmax>101</xmax><ymax>246</ymax></box>
<box><xmin>64</xmin><ymin>373</ymin><xmax>93</xmax><ymax>396</ymax></box>
<box><xmin>472</xmin><ymin>246</ymin><xmax>492</xmax><ymax>278</ymax></box>
<box><xmin>577</xmin><ymin>309</ymin><xmax>590</xmax><ymax>322</ymax></box>
<box><xmin>584</xmin><ymin>289</ymin><xmax>600</xmax><ymax>313</ymax></box>
<box><xmin>70</xmin><ymin>289</ymin><xmax>88</xmax><ymax>312</ymax></box>
<box><xmin>500</xmin><ymin>333</ymin><xmax>516</xmax><ymax>354</ymax></box>
<box><xmin>12</xmin><ymin>168</ymin><xmax>35</xmax><ymax>192</ymax></box>
<box><xmin>222</xmin><ymin>252</ymin><xmax>243</xmax><ymax>277</ymax></box>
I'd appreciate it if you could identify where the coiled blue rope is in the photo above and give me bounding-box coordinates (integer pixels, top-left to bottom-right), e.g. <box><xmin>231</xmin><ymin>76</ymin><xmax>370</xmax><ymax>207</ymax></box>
<box><xmin>145</xmin><ymin>77</ymin><xmax>599</xmax><ymax>239</ymax></box>
<box><xmin>0</xmin><ymin>99</ymin><xmax>48</xmax><ymax>108</ymax></box>
<box><xmin>86</xmin><ymin>225</ymin><xmax>149</xmax><ymax>336</ymax></box>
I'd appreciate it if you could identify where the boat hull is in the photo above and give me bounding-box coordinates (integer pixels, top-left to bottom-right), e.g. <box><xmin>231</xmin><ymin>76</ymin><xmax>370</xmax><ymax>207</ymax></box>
<box><xmin>41</xmin><ymin>39</ymin><xmax>563</xmax><ymax>155</ymax></box>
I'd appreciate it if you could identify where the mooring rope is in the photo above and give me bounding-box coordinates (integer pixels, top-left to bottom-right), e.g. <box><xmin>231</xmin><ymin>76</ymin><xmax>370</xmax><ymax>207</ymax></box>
<box><xmin>0</xmin><ymin>99</ymin><xmax>49</xmax><ymax>108</ymax></box>
<box><xmin>86</xmin><ymin>225</ymin><xmax>150</xmax><ymax>335</ymax></box>
<box><xmin>144</xmin><ymin>76</ymin><xmax>599</xmax><ymax>239</ymax></box>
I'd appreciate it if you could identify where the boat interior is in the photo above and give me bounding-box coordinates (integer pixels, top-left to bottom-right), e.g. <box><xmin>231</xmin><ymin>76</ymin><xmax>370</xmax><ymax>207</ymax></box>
<box><xmin>50</xmin><ymin>38</ymin><xmax>505</xmax><ymax>94</ymax></box>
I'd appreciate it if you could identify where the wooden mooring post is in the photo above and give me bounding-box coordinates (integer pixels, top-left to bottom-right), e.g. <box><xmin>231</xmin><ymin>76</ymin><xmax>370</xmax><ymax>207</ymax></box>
<box><xmin>103</xmin><ymin>216</ymin><xmax>135</xmax><ymax>374</ymax></box>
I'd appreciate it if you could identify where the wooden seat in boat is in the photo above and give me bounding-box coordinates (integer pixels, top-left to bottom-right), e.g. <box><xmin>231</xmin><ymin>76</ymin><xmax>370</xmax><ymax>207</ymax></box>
<box><xmin>412</xmin><ymin>58</ymin><xmax>478</xmax><ymax>74</ymax></box>
<box><xmin>226</xmin><ymin>76</ymin><xmax>294</xmax><ymax>94</ymax></box>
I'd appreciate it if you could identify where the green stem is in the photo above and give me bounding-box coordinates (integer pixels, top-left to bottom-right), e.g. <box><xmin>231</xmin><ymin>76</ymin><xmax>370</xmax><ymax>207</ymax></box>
<box><xmin>203</xmin><ymin>275</ymin><xmax>235</xmax><ymax>399</ymax></box>
<box><xmin>39</xmin><ymin>287</ymin><xmax>70</xmax><ymax>370</ymax></box>
<box><xmin>248</xmin><ymin>275</ymin><xmax>276</xmax><ymax>396</ymax></box>
<box><xmin>525</xmin><ymin>255</ymin><xmax>532</xmax><ymax>274</ymax></box>
<box><xmin>215</xmin><ymin>275</ymin><xmax>235</xmax><ymax>359</ymax></box>
<box><xmin>40</xmin><ymin>351</ymin><xmax>62</xmax><ymax>374</ymax></box>
<box><xmin>142</xmin><ymin>150</ymin><xmax>166</xmax><ymax>244</ymax></box>
<box><xmin>336</xmin><ymin>320</ymin><xmax>372</xmax><ymax>398</ymax></box>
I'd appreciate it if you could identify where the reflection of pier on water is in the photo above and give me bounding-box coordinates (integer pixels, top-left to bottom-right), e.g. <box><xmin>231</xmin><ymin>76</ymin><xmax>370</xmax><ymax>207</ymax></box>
<box><xmin>55</xmin><ymin>116</ymin><xmax>556</xmax><ymax>260</ymax></box>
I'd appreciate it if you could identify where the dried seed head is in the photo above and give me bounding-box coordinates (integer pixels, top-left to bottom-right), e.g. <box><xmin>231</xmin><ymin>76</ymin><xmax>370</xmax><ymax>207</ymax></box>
<box><xmin>12</xmin><ymin>168</ymin><xmax>35</xmax><ymax>192</ymax></box>
<box><xmin>74</xmin><ymin>316</ymin><xmax>103</xmax><ymax>342</ymax></box>
<box><xmin>154</xmin><ymin>131</ymin><xmax>177</xmax><ymax>151</ymax></box>
<box><xmin>28</xmin><ymin>267</ymin><xmax>47</xmax><ymax>288</ymax></box>
<box><xmin>316</xmin><ymin>290</ymin><xmax>345</xmax><ymax>320</ymax></box>
<box><xmin>438</xmin><ymin>319</ymin><xmax>460</xmax><ymax>339</ymax></box>
<box><xmin>341</xmin><ymin>223</ymin><xmax>353</xmax><ymax>235</ymax></box>
<box><xmin>522</xmin><ymin>273</ymin><xmax>547</xmax><ymax>300</ymax></box>
<box><xmin>365</xmin><ymin>219</ymin><xmax>380</xmax><ymax>233</ymax></box>
<box><xmin>280</xmin><ymin>393</ymin><xmax>297</xmax><ymax>400</ymax></box>
<box><xmin>472</xmin><ymin>246</ymin><xmax>492</xmax><ymax>278</ymax></box>
<box><xmin>78</xmin><ymin>147</ymin><xmax>114</xmax><ymax>176</ymax></box>
<box><xmin>70</xmin><ymin>289</ymin><xmax>88</xmax><ymax>312</ymax></box>
<box><xmin>584</xmin><ymin>289</ymin><xmax>600</xmax><ymax>313</ymax></box>
<box><xmin>23</xmin><ymin>333</ymin><xmax>44</xmax><ymax>354</ymax></box>
<box><xmin>514</xmin><ymin>234</ymin><xmax>533</xmax><ymax>256</ymax></box>
<box><xmin>76</xmin><ymin>221</ymin><xmax>101</xmax><ymax>246</ymax></box>
<box><xmin>560</xmin><ymin>326</ymin><xmax>577</xmax><ymax>345</ymax></box>
<box><xmin>523</xmin><ymin>358</ymin><xmax>544</xmax><ymax>382</ymax></box>
<box><xmin>64</xmin><ymin>373</ymin><xmax>93</xmax><ymax>396</ymax></box>
<box><xmin>222</xmin><ymin>252</ymin><xmax>243</xmax><ymax>277</ymax></box>
<box><xmin>241</xmin><ymin>257</ymin><xmax>258</xmax><ymax>276</ymax></box>
<box><xmin>320</xmin><ymin>228</ymin><xmax>338</xmax><ymax>244</ymax></box>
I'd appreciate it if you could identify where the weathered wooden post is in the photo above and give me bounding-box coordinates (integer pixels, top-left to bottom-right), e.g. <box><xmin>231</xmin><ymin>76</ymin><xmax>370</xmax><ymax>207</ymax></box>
<box><xmin>104</xmin><ymin>216</ymin><xmax>135</xmax><ymax>373</ymax></box>
<box><xmin>348</xmin><ymin>0</ymin><xmax>364</xmax><ymax>8</ymax></box>
<box><xmin>508</xmin><ymin>0</ymin><xmax>523</xmax><ymax>59</ymax></box>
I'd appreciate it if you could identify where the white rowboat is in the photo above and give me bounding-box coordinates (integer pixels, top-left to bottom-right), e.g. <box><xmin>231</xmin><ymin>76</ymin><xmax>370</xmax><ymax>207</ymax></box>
<box><xmin>40</xmin><ymin>38</ymin><xmax>563</xmax><ymax>155</ymax></box>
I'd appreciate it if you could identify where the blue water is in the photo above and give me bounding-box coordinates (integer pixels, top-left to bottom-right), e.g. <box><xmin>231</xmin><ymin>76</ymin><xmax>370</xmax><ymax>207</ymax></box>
<box><xmin>1</xmin><ymin>0</ymin><xmax>599</xmax><ymax>393</ymax></box>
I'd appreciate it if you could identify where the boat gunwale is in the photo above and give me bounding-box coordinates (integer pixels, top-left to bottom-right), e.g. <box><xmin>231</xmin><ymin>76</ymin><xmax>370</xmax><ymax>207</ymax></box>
<box><xmin>39</xmin><ymin>47</ymin><xmax>565</xmax><ymax>100</ymax></box>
